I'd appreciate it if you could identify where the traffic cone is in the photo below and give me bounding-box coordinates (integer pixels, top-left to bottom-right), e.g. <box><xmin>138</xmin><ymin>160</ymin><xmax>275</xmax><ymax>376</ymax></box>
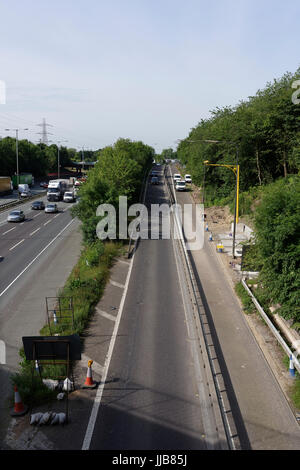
<box><xmin>10</xmin><ymin>386</ymin><xmax>28</xmax><ymax>416</ymax></box>
<box><xmin>83</xmin><ymin>360</ymin><xmax>97</xmax><ymax>389</ymax></box>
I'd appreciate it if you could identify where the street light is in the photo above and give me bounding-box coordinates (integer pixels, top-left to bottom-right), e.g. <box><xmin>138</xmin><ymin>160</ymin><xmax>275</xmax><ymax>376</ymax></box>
<box><xmin>187</xmin><ymin>139</ymin><xmax>240</xmax><ymax>259</ymax></box>
<box><xmin>5</xmin><ymin>128</ymin><xmax>29</xmax><ymax>187</ymax></box>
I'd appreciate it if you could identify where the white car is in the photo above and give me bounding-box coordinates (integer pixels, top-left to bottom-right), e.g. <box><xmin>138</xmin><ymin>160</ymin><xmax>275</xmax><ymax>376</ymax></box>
<box><xmin>173</xmin><ymin>174</ymin><xmax>181</xmax><ymax>182</ymax></box>
<box><xmin>175</xmin><ymin>181</ymin><xmax>186</xmax><ymax>191</ymax></box>
<box><xmin>63</xmin><ymin>191</ymin><xmax>75</xmax><ymax>202</ymax></box>
<box><xmin>7</xmin><ymin>210</ymin><xmax>25</xmax><ymax>222</ymax></box>
<box><xmin>184</xmin><ymin>174</ymin><xmax>192</xmax><ymax>183</ymax></box>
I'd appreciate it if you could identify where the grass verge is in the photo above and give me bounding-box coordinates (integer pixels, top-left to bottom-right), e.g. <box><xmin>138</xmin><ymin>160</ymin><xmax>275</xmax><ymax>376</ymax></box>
<box><xmin>10</xmin><ymin>240</ymin><xmax>124</xmax><ymax>407</ymax></box>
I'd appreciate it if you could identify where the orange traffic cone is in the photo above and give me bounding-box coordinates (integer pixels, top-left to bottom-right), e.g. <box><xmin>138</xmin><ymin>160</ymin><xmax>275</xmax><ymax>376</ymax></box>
<box><xmin>83</xmin><ymin>360</ymin><xmax>97</xmax><ymax>389</ymax></box>
<box><xmin>10</xmin><ymin>386</ymin><xmax>28</xmax><ymax>416</ymax></box>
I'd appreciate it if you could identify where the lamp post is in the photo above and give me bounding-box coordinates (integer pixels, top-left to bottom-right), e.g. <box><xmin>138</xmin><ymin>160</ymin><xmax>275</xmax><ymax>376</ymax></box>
<box><xmin>187</xmin><ymin>139</ymin><xmax>240</xmax><ymax>258</ymax></box>
<box><xmin>5</xmin><ymin>128</ymin><xmax>29</xmax><ymax>187</ymax></box>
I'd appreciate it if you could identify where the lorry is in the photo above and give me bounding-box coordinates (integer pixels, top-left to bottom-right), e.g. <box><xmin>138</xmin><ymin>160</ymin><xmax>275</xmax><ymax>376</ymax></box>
<box><xmin>12</xmin><ymin>173</ymin><xmax>34</xmax><ymax>189</ymax></box>
<box><xmin>47</xmin><ymin>179</ymin><xmax>68</xmax><ymax>201</ymax></box>
<box><xmin>0</xmin><ymin>177</ymin><xmax>13</xmax><ymax>196</ymax></box>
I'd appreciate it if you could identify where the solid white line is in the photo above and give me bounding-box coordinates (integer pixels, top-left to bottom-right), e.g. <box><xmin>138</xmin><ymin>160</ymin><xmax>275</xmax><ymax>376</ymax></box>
<box><xmin>9</xmin><ymin>239</ymin><xmax>25</xmax><ymax>251</ymax></box>
<box><xmin>29</xmin><ymin>227</ymin><xmax>41</xmax><ymax>236</ymax></box>
<box><xmin>2</xmin><ymin>227</ymin><xmax>16</xmax><ymax>235</ymax></box>
<box><xmin>0</xmin><ymin>219</ymin><xmax>75</xmax><ymax>298</ymax></box>
<box><xmin>81</xmin><ymin>256</ymin><xmax>134</xmax><ymax>450</ymax></box>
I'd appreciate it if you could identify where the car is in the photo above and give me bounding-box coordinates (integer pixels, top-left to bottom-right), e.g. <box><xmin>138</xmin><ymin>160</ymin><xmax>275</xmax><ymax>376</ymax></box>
<box><xmin>184</xmin><ymin>174</ymin><xmax>192</xmax><ymax>183</ymax></box>
<box><xmin>151</xmin><ymin>176</ymin><xmax>159</xmax><ymax>185</ymax></box>
<box><xmin>45</xmin><ymin>203</ymin><xmax>58</xmax><ymax>213</ymax></box>
<box><xmin>151</xmin><ymin>170</ymin><xmax>158</xmax><ymax>177</ymax></box>
<box><xmin>173</xmin><ymin>173</ymin><xmax>181</xmax><ymax>182</ymax></box>
<box><xmin>63</xmin><ymin>191</ymin><xmax>75</xmax><ymax>202</ymax></box>
<box><xmin>20</xmin><ymin>190</ymin><xmax>31</xmax><ymax>198</ymax></box>
<box><xmin>40</xmin><ymin>182</ymin><xmax>48</xmax><ymax>188</ymax></box>
<box><xmin>175</xmin><ymin>181</ymin><xmax>186</xmax><ymax>191</ymax></box>
<box><xmin>31</xmin><ymin>200</ymin><xmax>45</xmax><ymax>210</ymax></box>
<box><xmin>7</xmin><ymin>210</ymin><xmax>25</xmax><ymax>222</ymax></box>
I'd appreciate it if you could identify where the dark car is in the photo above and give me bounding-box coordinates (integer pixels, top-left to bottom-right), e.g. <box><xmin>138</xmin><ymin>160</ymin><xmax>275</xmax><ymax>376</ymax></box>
<box><xmin>151</xmin><ymin>176</ymin><xmax>159</xmax><ymax>185</ymax></box>
<box><xmin>31</xmin><ymin>200</ymin><xmax>45</xmax><ymax>210</ymax></box>
<box><xmin>40</xmin><ymin>182</ymin><xmax>48</xmax><ymax>188</ymax></box>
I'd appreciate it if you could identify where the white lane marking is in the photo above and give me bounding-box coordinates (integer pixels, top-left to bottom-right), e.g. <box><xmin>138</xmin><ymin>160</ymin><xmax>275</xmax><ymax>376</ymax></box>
<box><xmin>29</xmin><ymin>227</ymin><xmax>41</xmax><ymax>236</ymax></box>
<box><xmin>2</xmin><ymin>227</ymin><xmax>16</xmax><ymax>235</ymax></box>
<box><xmin>81</xmin><ymin>257</ymin><xmax>134</xmax><ymax>450</ymax></box>
<box><xmin>44</xmin><ymin>219</ymin><xmax>52</xmax><ymax>226</ymax></box>
<box><xmin>109</xmin><ymin>279</ymin><xmax>125</xmax><ymax>289</ymax></box>
<box><xmin>9</xmin><ymin>239</ymin><xmax>25</xmax><ymax>251</ymax></box>
<box><xmin>53</xmin><ymin>214</ymin><xmax>60</xmax><ymax>218</ymax></box>
<box><xmin>80</xmin><ymin>354</ymin><xmax>104</xmax><ymax>376</ymax></box>
<box><xmin>117</xmin><ymin>259</ymin><xmax>131</xmax><ymax>266</ymax></box>
<box><xmin>0</xmin><ymin>219</ymin><xmax>75</xmax><ymax>298</ymax></box>
<box><xmin>95</xmin><ymin>307</ymin><xmax>117</xmax><ymax>322</ymax></box>
<box><xmin>33</xmin><ymin>213</ymin><xmax>42</xmax><ymax>218</ymax></box>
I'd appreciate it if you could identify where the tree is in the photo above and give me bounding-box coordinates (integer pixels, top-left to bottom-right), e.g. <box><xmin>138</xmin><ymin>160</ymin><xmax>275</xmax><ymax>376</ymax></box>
<box><xmin>254</xmin><ymin>176</ymin><xmax>300</xmax><ymax>321</ymax></box>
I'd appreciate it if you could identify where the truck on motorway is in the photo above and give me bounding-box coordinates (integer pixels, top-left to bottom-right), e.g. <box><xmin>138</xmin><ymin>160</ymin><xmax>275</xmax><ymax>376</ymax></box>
<box><xmin>0</xmin><ymin>177</ymin><xmax>13</xmax><ymax>196</ymax></box>
<box><xmin>12</xmin><ymin>173</ymin><xmax>34</xmax><ymax>189</ymax></box>
<box><xmin>47</xmin><ymin>179</ymin><xmax>68</xmax><ymax>201</ymax></box>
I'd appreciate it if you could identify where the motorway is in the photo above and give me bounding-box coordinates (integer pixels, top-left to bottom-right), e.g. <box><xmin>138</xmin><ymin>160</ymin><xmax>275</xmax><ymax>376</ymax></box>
<box><xmin>1</xmin><ymin>167</ymin><xmax>300</xmax><ymax>450</ymax></box>
<box><xmin>0</xmin><ymin>194</ymin><xmax>82</xmax><ymax>447</ymax></box>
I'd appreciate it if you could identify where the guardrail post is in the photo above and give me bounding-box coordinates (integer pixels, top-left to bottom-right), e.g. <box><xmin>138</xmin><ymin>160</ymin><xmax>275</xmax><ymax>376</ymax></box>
<box><xmin>289</xmin><ymin>354</ymin><xmax>295</xmax><ymax>377</ymax></box>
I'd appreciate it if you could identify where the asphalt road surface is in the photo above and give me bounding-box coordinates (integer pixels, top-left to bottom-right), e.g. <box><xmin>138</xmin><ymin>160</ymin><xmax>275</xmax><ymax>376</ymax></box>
<box><xmin>84</xmin><ymin>166</ymin><xmax>226</xmax><ymax>450</ymax></box>
<box><xmin>168</xmin><ymin>165</ymin><xmax>300</xmax><ymax>450</ymax></box>
<box><xmin>0</xmin><ymin>195</ymin><xmax>82</xmax><ymax>447</ymax></box>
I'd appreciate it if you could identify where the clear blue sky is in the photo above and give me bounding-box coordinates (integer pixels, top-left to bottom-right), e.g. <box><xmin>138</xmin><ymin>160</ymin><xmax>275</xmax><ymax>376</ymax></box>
<box><xmin>0</xmin><ymin>0</ymin><xmax>299</xmax><ymax>153</ymax></box>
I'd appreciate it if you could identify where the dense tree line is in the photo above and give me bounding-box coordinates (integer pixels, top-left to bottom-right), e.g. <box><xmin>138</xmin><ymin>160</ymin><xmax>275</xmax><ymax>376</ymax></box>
<box><xmin>176</xmin><ymin>68</ymin><xmax>300</xmax><ymax>323</ymax></box>
<box><xmin>0</xmin><ymin>137</ymin><xmax>99</xmax><ymax>177</ymax></box>
<box><xmin>177</xmin><ymin>68</ymin><xmax>300</xmax><ymax>204</ymax></box>
<box><xmin>71</xmin><ymin>138</ymin><xmax>154</xmax><ymax>244</ymax></box>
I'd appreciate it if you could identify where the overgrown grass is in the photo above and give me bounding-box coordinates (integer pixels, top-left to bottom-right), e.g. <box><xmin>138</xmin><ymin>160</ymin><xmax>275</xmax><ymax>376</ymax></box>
<box><xmin>10</xmin><ymin>240</ymin><xmax>124</xmax><ymax>406</ymax></box>
<box><xmin>235</xmin><ymin>282</ymin><xmax>256</xmax><ymax>314</ymax></box>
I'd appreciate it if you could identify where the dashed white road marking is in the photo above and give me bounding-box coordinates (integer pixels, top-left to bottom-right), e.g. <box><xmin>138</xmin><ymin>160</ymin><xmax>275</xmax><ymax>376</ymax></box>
<box><xmin>2</xmin><ymin>227</ymin><xmax>16</xmax><ymax>235</ymax></box>
<box><xmin>29</xmin><ymin>227</ymin><xmax>41</xmax><ymax>236</ymax></box>
<box><xmin>9</xmin><ymin>239</ymin><xmax>25</xmax><ymax>251</ymax></box>
<box><xmin>44</xmin><ymin>220</ymin><xmax>52</xmax><ymax>226</ymax></box>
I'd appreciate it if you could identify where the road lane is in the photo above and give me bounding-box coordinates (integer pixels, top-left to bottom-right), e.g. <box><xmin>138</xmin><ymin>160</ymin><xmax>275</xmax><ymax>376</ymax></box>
<box><xmin>87</xmin><ymin>167</ymin><xmax>223</xmax><ymax>450</ymax></box>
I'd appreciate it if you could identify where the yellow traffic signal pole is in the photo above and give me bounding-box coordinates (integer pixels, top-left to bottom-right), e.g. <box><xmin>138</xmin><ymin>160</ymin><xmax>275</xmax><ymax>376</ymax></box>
<box><xmin>204</xmin><ymin>158</ymin><xmax>240</xmax><ymax>259</ymax></box>
<box><xmin>186</xmin><ymin>139</ymin><xmax>240</xmax><ymax>258</ymax></box>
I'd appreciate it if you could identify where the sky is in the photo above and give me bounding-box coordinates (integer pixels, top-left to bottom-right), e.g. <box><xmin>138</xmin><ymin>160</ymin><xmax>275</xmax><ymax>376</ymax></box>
<box><xmin>0</xmin><ymin>0</ymin><xmax>299</xmax><ymax>154</ymax></box>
